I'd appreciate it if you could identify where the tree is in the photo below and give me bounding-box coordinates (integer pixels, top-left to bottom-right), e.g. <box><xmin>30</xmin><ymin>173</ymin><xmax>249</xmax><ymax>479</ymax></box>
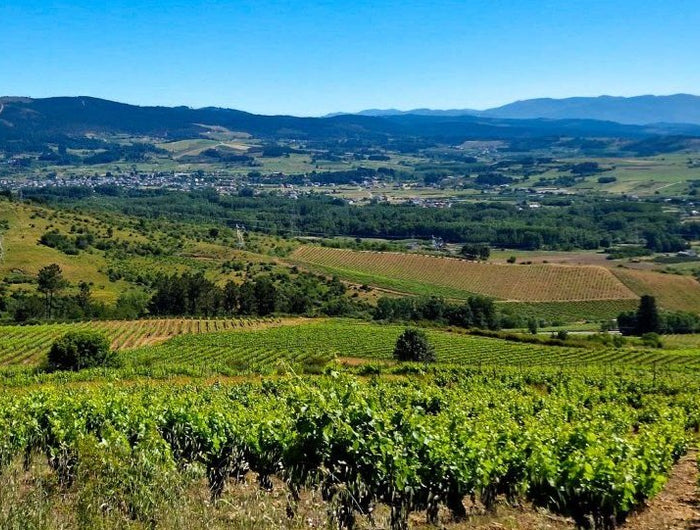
<box><xmin>75</xmin><ymin>281</ymin><xmax>92</xmax><ymax>315</ymax></box>
<box><xmin>636</xmin><ymin>295</ymin><xmax>660</xmax><ymax>334</ymax></box>
<box><xmin>254</xmin><ymin>277</ymin><xmax>277</xmax><ymax>316</ymax></box>
<box><xmin>393</xmin><ymin>328</ymin><xmax>435</xmax><ymax>363</ymax></box>
<box><xmin>47</xmin><ymin>330</ymin><xmax>119</xmax><ymax>372</ymax></box>
<box><xmin>37</xmin><ymin>264</ymin><xmax>68</xmax><ymax>319</ymax></box>
<box><xmin>460</xmin><ymin>243</ymin><xmax>490</xmax><ymax>261</ymax></box>
<box><xmin>527</xmin><ymin>318</ymin><xmax>539</xmax><ymax>335</ymax></box>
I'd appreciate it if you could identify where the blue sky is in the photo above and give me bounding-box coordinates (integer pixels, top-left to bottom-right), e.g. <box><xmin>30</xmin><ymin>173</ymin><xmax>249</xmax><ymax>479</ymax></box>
<box><xmin>1</xmin><ymin>1</ymin><xmax>698</xmax><ymax>116</ymax></box>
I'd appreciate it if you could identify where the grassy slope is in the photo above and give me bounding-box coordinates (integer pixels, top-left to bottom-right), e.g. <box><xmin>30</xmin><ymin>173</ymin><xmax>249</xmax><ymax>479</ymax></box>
<box><xmin>0</xmin><ymin>200</ymin><xmax>285</xmax><ymax>304</ymax></box>
<box><xmin>0</xmin><ymin>202</ymin><xmax>129</xmax><ymax>302</ymax></box>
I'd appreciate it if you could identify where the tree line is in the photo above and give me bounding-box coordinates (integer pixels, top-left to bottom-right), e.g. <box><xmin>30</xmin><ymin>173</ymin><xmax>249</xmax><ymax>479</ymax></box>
<box><xmin>21</xmin><ymin>187</ymin><xmax>697</xmax><ymax>252</ymax></box>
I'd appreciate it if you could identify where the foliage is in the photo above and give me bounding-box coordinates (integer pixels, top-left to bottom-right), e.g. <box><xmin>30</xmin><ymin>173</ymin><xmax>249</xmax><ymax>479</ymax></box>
<box><xmin>37</xmin><ymin>264</ymin><xmax>69</xmax><ymax>319</ymax></box>
<box><xmin>47</xmin><ymin>331</ymin><xmax>119</xmax><ymax>372</ymax></box>
<box><xmin>0</xmin><ymin>372</ymin><xmax>695</xmax><ymax>529</ymax></box>
<box><xmin>27</xmin><ymin>187</ymin><xmax>697</xmax><ymax>251</ymax></box>
<box><xmin>124</xmin><ymin>320</ymin><xmax>700</xmax><ymax>374</ymax></box>
<box><xmin>374</xmin><ymin>295</ymin><xmax>499</xmax><ymax>329</ymax></box>
<box><xmin>148</xmin><ymin>270</ymin><xmax>362</xmax><ymax>318</ymax></box>
<box><xmin>393</xmin><ymin>328</ymin><xmax>435</xmax><ymax>362</ymax></box>
<box><xmin>617</xmin><ymin>296</ymin><xmax>699</xmax><ymax>335</ymax></box>
<box><xmin>460</xmin><ymin>243</ymin><xmax>490</xmax><ymax>260</ymax></box>
<box><xmin>0</xmin><ymin>317</ymin><xmax>280</xmax><ymax>367</ymax></box>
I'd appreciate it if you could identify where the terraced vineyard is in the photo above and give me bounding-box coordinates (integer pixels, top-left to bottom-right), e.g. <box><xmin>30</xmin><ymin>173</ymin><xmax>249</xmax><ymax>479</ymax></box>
<box><xmin>290</xmin><ymin>246</ymin><xmax>638</xmax><ymax>302</ymax></box>
<box><xmin>128</xmin><ymin>320</ymin><xmax>700</xmax><ymax>372</ymax></box>
<box><xmin>612</xmin><ymin>268</ymin><xmax>700</xmax><ymax>312</ymax></box>
<box><xmin>0</xmin><ymin>317</ymin><xmax>287</xmax><ymax>366</ymax></box>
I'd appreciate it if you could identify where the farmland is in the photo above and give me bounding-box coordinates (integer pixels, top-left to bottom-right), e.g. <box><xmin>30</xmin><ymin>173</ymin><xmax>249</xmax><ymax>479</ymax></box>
<box><xmin>501</xmin><ymin>299</ymin><xmax>639</xmax><ymax>322</ymax></box>
<box><xmin>0</xmin><ymin>370</ymin><xmax>697</xmax><ymax>529</ymax></box>
<box><xmin>126</xmin><ymin>320</ymin><xmax>700</xmax><ymax>373</ymax></box>
<box><xmin>612</xmin><ymin>268</ymin><xmax>700</xmax><ymax>312</ymax></box>
<box><xmin>0</xmin><ymin>317</ymin><xmax>288</xmax><ymax>366</ymax></box>
<box><xmin>2</xmin><ymin>95</ymin><xmax>700</xmax><ymax>529</ymax></box>
<box><xmin>290</xmin><ymin>246</ymin><xmax>639</xmax><ymax>302</ymax></box>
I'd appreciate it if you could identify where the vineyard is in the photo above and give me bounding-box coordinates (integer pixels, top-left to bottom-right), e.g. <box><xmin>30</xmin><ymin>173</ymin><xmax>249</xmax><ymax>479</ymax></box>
<box><xmin>0</xmin><ymin>317</ymin><xmax>289</xmax><ymax>366</ymax></box>
<box><xmin>500</xmin><ymin>299</ymin><xmax>639</xmax><ymax>322</ymax></box>
<box><xmin>290</xmin><ymin>246</ymin><xmax>639</xmax><ymax>303</ymax></box>
<box><xmin>127</xmin><ymin>320</ymin><xmax>700</xmax><ymax>373</ymax></box>
<box><xmin>0</xmin><ymin>371</ymin><xmax>697</xmax><ymax>529</ymax></box>
<box><xmin>612</xmin><ymin>268</ymin><xmax>700</xmax><ymax>312</ymax></box>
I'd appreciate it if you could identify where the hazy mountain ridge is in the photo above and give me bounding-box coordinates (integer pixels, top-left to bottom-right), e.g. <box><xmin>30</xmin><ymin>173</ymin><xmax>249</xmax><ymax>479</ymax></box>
<box><xmin>341</xmin><ymin>94</ymin><xmax>700</xmax><ymax>125</ymax></box>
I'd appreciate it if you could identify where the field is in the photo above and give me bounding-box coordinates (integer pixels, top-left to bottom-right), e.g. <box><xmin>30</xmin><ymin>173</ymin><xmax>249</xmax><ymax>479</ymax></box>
<box><xmin>0</xmin><ymin>317</ymin><xmax>289</xmax><ymax>366</ymax></box>
<box><xmin>0</xmin><ymin>318</ymin><xmax>699</xmax><ymax>528</ymax></box>
<box><xmin>612</xmin><ymin>267</ymin><xmax>700</xmax><ymax>312</ymax></box>
<box><xmin>290</xmin><ymin>246</ymin><xmax>639</xmax><ymax>302</ymax></box>
<box><xmin>0</xmin><ymin>370</ymin><xmax>697</xmax><ymax>529</ymax></box>
<box><xmin>126</xmin><ymin>320</ymin><xmax>700</xmax><ymax>373</ymax></box>
<box><xmin>501</xmin><ymin>299</ymin><xmax>639</xmax><ymax>322</ymax></box>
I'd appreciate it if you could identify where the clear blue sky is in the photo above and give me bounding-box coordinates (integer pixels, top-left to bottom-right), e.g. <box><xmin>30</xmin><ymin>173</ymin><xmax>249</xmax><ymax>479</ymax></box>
<box><xmin>2</xmin><ymin>1</ymin><xmax>698</xmax><ymax>116</ymax></box>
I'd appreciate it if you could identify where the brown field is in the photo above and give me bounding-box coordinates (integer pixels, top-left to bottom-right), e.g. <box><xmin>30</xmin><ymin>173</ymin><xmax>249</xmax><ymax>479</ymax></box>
<box><xmin>612</xmin><ymin>268</ymin><xmax>700</xmax><ymax>312</ymax></box>
<box><xmin>291</xmin><ymin>246</ymin><xmax>639</xmax><ymax>302</ymax></box>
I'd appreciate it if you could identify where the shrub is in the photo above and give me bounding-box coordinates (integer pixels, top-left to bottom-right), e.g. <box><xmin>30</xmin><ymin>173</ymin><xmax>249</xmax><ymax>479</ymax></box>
<box><xmin>393</xmin><ymin>328</ymin><xmax>435</xmax><ymax>363</ymax></box>
<box><xmin>640</xmin><ymin>332</ymin><xmax>663</xmax><ymax>349</ymax></box>
<box><xmin>550</xmin><ymin>330</ymin><xmax>568</xmax><ymax>341</ymax></box>
<box><xmin>47</xmin><ymin>331</ymin><xmax>119</xmax><ymax>372</ymax></box>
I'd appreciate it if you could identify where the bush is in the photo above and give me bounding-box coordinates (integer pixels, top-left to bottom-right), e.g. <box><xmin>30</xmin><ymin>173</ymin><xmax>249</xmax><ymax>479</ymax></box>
<box><xmin>550</xmin><ymin>330</ymin><xmax>568</xmax><ymax>341</ymax></box>
<box><xmin>47</xmin><ymin>331</ymin><xmax>119</xmax><ymax>372</ymax></box>
<box><xmin>640</xmin><ymin>332</ymin><xmax>663</xmax><ymax>349</ymax></box>
<box><xmin>393</xmin><ymin>328</ymin><xmax>435</xmax><ymax>363</ymax></box>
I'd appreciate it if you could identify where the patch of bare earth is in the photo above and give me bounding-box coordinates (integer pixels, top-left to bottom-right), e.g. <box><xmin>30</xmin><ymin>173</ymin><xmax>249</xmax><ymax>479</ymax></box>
<box><xmin>622</xmin><ymin>449</ymin><xmax>700</xmax><ymax>530</ymax></box>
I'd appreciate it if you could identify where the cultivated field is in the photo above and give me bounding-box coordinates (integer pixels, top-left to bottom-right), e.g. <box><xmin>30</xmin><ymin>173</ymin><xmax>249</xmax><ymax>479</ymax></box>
<box><xmin>0</xmin><ymin>317</ymin><xmax>289</xmax><ymax>366</ymax></box>
<box><xmin>128</xmin><ymin>320</ymin><xmax>700</xmax><ymax>372</ymax></box>
<box><xmin>612</xmin><ymin>268</ymin><xmax>700</xmax><ymax>312</ymax></box>
<box><xmin>1</xmin><ymin>371</ymin><xmax>697</xmax><ymax>529</ymax></box>
<box><xmin>501</xmin><ymin>299</ymin><xmax>639</xmax><ymax>322</ymax></box>
<box><xmin>291</xmin><ymin>246</ymin><xmax>638</xmax><ymax>302</ymax></box>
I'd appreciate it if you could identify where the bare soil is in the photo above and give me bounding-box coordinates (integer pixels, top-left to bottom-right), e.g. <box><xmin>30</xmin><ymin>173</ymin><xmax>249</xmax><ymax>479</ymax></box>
<box><xmin>622</xmin><ymin>450</ymin><xmax>700</xmax><ymax>530</ymax></box>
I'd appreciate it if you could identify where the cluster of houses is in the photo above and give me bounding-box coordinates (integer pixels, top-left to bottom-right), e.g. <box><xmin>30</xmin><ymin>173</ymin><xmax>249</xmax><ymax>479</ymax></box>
<box><xmin>0</xmin><ymin>171</ymin><xmax>242</xmax><ymax>193</ymax></box>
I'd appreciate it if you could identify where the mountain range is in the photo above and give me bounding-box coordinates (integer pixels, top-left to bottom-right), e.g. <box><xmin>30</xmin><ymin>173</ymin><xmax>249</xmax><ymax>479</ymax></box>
<box><xmin>338</xmin><ymin>94</ymin><xmax>700</xmax><ymax>126</ymax></box>
<box><xmin>1</xmin><ymin>95</ymin><xmax>699</xmax><ymax>149</ymax></box>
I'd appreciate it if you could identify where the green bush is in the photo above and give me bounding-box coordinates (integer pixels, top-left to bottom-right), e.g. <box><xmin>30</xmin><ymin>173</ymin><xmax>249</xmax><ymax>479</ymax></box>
<box><xmin>393</xmin><ymin>328</ymin><xmax>435</xmax><ymax>363</ymax></box>
<box><xmin>640</xmin><ymin>332</ymin><xmax>663</xmax><ymax>349</ymax></box>
<box><xmin>47</xmin><ymin>330</ymin><xmax>119</xmax><ymax>372</ymax></box>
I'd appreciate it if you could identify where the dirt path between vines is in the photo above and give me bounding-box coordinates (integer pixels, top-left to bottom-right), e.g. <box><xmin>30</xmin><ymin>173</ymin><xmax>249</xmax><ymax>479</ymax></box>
<box><xmin>623</xmin><ymin>449</ymin><xmax>700</xmax><ymax>530</ymax></box>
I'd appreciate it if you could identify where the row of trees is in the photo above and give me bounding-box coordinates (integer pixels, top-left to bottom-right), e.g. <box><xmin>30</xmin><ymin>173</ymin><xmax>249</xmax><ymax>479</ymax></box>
<box><xmin>148</xmin><ymin>271</ymin><xmax>357</xmax><ymax>317</ymax></box>
<box><xmin>3</xmin><ymin>264</ymin><xmax>365</xmax><ymax>323</ymax></box>
<box><xmin>374</xmin><ymin>295</ymin><xmax>500</xmax><ymax>330</ymax></box>
<box><xmin>617</xmin><ymin>295</ymin><xmax>700</xmax><ymax>335</ymax></box>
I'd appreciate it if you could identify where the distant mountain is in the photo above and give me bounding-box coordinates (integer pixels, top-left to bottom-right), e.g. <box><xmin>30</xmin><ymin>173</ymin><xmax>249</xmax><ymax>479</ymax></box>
<box><xmin>345</xmin><ymin>94</ymin><xmax>700</xmax><ymax>125</ymax></box>
<box><xmin>1</xmin><ymin>96</ymin><xmax>699</xmax><ymax>150</ymax></box>
<box><xmin>481</xmin><ymin>94</ymin><xmax>700</xmax><ymax>125</ymax></box>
